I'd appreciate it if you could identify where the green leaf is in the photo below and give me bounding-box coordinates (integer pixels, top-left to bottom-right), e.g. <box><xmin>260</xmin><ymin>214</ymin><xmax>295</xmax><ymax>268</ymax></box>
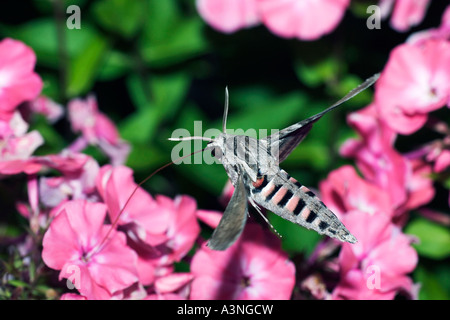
<box><xmin>145</xmin><ymin>0</ymin><xmax>181</xmax><ymax>43</ymax></box>
<box><xmin>97</xmin><ymin>50</ymin><xmax>134</xmax><ymax>81</ymax></box>
<box><xmin>92</xmin><ymin>0</ymin><xmax>146</xmax><ymax>38</ymax></box>
<box><xmin>140</xmin><ymin>17</ymin><xmax>208</xmax><ymax>67</ymax></box>
<box><xmin>8</xmin><ymin>279</ymin><xmax>29</xmax><ymax>288</ymax></box>
<box><xmin>11</xmin><ymin>18</ymin><xmax>99</xmax><ymax>69</ymax></box>
<box><xmin>405</xmin><ymin>218</ymin><xmax>450</xmax><ymax>259</ymax></box>
<box><xmin>122</xmin><ymin>71</ymin><xmax>189</xmax><ymax>143</ymax></box>
<box><xmin>66</xmin><ymin>33</ymin><xmax>110</xmax><ymax>97</ymax></box>
<box><xmin>150</xmin><ymin>71</ymin><xmax>190</xmax><ymax>120</ymax></box>
<box><xmin>126</xmin><ymin>144</ymin><xmax>166</xmax><ymax>170</ymax></box>
<box><xmin>119</xmin><ymin>107</ymin><xmax>159</xmax><ymax>144</ymax></box>
<box><xmin>295</xmin><ymin>56</ymin><xmax>341</xmax><ymax>88</ymax></box>
<box><xmin>126</xmin><ymin>73</ymin><xmax>151</xmax><ymax>110</ymax></box>
<box><xmin>415</xmin><ymin>266</ymin><xmax>450</xmax><ymax>300</ymax></box>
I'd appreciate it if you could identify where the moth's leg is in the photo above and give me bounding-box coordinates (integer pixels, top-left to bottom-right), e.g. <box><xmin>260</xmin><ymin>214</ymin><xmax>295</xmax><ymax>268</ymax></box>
<box><xmin>248</xmin><ymin>197</ymin><xmax>282</xmax><ymax>239</ymax></box>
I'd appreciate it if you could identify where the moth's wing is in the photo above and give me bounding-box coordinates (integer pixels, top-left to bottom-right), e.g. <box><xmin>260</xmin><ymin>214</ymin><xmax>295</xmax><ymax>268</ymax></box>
<box><xmin>207</xmin><ymin>175</ymin><xmax>248</xmax><ymax>251</ymax></box>
<box><xmin>265</xmin><ymin>73</ymin><xmax>380</xmax><ymax>164</ymax></box>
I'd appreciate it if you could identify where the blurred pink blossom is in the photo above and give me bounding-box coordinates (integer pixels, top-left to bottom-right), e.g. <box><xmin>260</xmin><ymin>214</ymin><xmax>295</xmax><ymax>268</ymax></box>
<box><xmin>39</xmin><ymin>155</ymin><xmax>100</xmax><ymax>208</ymax></box>
<box><xmin>60</xmin><ymin>293</ymin><xmax>87</xmax><ymax>300</ymax></box>
<box><xmin>340</xmin><ymin>105</ymin><xmax>435</xmax><ymax>221</ymax></box>
<box><xmin>196</xmin><ymin>0</ymin><xmax>350</xmax><ymax>40</ymax></box>
<box><xmin>27</xmin><ymin>96</ymin><xmax>64</xmax><ymax>124</ymax></box>
<box><xmin>258</xmin><ymin>0</ymin><xmax>350</xmax><ymax>40</ymax></box>
<box><xmin>375</xmin><ymin>40</ymin><xmax>450</xmax><ymax>134</ymax></box>
<box><xmin>42</xmin><ymin>200</ymin><xmax>139</xmax><ymax>299</ymax></box>
<box><xmin>340</xmin><ymin>105</ymin><xmax>408</xmax><ymax>209</ymax></box>
<box><xmin>96</xmin><ymin>165</ymin><xmax>201</xmax><ymax>284</ymax></box>
<box><xmin>190</xmin><ymin>223</ymin><xmax>295</xmax><ymax>300</ymax></box>
<box><xmin>145</xmin><ymin>273</ymin><xmax>193</xmax><ymax>300</ymax></box>
<box><xmin>381</xmin><ymin>0</ymin><xmax>431</xmax><ymax>32</ymax></box>
<box><xmin>319</xmin><ymin>165</ymin><xmax>393</xmax><ymax>219</ymax></box>
<box><xmin>196</xmin><ymin>0</ymin><xmax>260</xmax><ymax>33</ymax></box>
<box><xmin>68</xmin><ymin>95</ymin><xmax>130</xmax><ymax>165</ymax></box>
<box><xmin>0</xmin><ymin>38</ymin><xmax>42</xmax><ymax>121</ymax></box>
<box><xmin>0</xmin><ymin>111</ymin><xmax>44</xmax><ymax>174</ymax></box>
<box><xmin>0</xmin><ymin>130</ymin><xmax>43</xmax><ymax>162</ymax></box>
<box><xmin>433</xmin><ymin>149</ymin><xmax>450</xmax><ymax>172</ymax></box>
<box><xmin>0</xmin><ymin>111</ymin><xmax>28</xmax><ymax>138</ymax></box>
<box><xmin>401</xmin><ymin>158</ymin><xmax>435</xmax><ymax>215</ymax></box>
<box><xmin>408</xmin><ymin>5</ymin><xmax>450</xmax><ymax>44</ymax></box>
<box><xmin>332</xmin><ymin>211</ymin><xmax>418</xmax><ymax>300</ymax></box>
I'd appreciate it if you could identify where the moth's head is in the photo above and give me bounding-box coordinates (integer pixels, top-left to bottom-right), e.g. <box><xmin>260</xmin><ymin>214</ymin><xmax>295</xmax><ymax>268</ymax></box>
<box><xmin>205</xmin><ymin>136</ymin><xmax>225</xmax><ymax>161</ymax></box>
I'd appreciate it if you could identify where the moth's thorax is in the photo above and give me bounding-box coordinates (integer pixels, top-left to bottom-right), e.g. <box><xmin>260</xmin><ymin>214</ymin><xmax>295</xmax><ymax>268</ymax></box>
<box><xmin>207</xmin><ymin>133</ymin><xmax>278</xmax><ymax>186</ymax></box>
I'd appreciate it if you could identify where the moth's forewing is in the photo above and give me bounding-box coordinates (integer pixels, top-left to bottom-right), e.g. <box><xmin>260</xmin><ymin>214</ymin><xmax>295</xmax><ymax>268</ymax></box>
<box><xmin>207</xmin><ymin>175</ymin><xmax>249</xmax><ymax>251</ymax></box>
<box><xmin>265</xmin><ymin>73</ymin><xmax>380</xmax><ymax>164</ymax></box>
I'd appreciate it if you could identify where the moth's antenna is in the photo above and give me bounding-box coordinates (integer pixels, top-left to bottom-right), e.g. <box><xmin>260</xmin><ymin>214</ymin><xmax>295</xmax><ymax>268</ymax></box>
<box><xmin>222</xmin><ymin>86</ymin><xmax>229</xmax><ymax>133</ymax></box>
<box><xmin>168</xmin><ymin>136</ymin><xmax>213</xmax><ymax>142</ymax></box>
<box><xmin>90</xmin><ymin>147</ymin><xmax>207</xmax><ymax>257</ymax></box>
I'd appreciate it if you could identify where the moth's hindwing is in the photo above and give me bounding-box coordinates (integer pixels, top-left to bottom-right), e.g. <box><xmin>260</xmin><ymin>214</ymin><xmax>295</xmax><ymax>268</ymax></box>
<box><xmin>248</xmin><ymin>170</ymin><xmax>357</xmax><ymax>244</ymax></box>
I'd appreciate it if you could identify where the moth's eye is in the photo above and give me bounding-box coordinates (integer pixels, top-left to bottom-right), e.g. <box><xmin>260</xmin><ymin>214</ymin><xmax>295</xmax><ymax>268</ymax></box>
<box><xmin>211</xmin><ymin>148</ymin><xmax>216</xmax><ymax>157</ymax></box>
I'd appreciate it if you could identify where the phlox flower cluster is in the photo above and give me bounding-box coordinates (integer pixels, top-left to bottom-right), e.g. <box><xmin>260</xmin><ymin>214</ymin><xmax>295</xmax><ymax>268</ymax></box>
<box><xmin>1</xmin><ymin>2</ymin><xmax>449</xmax><ymax>300</ymax></box>
<box><xmin>0</xmin><ymin>37</ymin><xmax>295</xmax><ymax>300</ymax></box>
<box><xmin>196</xmin><ymin>0</ymin><xmax>432</xmax><ymax>40</ymax></box>
<box><xmin>313</xmin><ymin>6</ymin><xmax>450</xmax><ymax>300</ymax></box>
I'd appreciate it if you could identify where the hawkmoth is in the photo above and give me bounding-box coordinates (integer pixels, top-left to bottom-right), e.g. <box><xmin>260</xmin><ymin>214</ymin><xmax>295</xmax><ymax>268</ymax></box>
<box><xmin>170</xmin><ymin>74</ymin><xmax>379</xmax><ymax>250</ymax></box>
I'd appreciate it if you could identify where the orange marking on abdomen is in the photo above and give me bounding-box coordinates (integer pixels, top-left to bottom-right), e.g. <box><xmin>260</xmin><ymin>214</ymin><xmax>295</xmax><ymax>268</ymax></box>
<box><xmin>286</xmin><ymin>196</ymin><xmax>300</xmax><ymax>212</ymax></box>
<box><xmin>271</xmin><ymin>187</ymin><xmax>287</xmax><ymax>205</ymax></box>
<box><xmin>300</xmin><ymin>185</ymin><xmax>311</xmax><ymax>193</ymax></box>
<box><xmin>252</xmin><ymin>177</ymin><xmax>265</xmax><ymax>188</ymax></box>
<box><xmin>262</xmin><ymin>183</ymin><xmax>275</xmax><ymax>197</ymax></box>
<box><xmin>300</xmin><ymin>207</ymin><xmax>311</xmax><ymax>221</ymax></box>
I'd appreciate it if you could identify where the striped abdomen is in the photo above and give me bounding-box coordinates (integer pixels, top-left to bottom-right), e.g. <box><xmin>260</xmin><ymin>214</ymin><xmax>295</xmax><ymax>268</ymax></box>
<box><xmin>249</xmin><ymin>170</ymin><xmax>357</xmax><ymax>244</ymax></box>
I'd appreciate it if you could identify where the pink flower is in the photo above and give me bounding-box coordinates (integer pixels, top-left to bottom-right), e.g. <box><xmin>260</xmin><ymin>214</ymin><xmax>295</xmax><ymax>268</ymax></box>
<box><xmin>433</xmin><ymin>149</ymin><xmax>450</xmax><ymax>172</ymax></box>
<box><xmin>96</xmin><ymin>165</ymin><xmax>170</xmax><ymax>242</ymax></box>
<box><xmin>340</xmin><ymin>105</ymin><xmax>408</xmax><ymax>210</ymax></box>
<box><xmin>42</xmin><ymin>200</ymin><xmax>139</xmax><ymax>299</ymax></box>
<box><xmin>27</xmin><ymin>96</ymin><xmax>64</xmax><ymax>124</ymax></box>
<box><xmin>339</xmin><ymin>105</ymin><xmax>435</xmax><ymax>221</ymax></box>
<box><xmin>196</xmin><ymin>0</ymin><xmax>260</xmax><ymax>33</ymax></box>
<box><xmin>39</xmin><ymin>155</ymin><xmax>100</xmax><ymax>208</ymax></box>
<box><xmin>0</xmin><ymin>111</ymin><xmax>28</xmax><ymax>138</ymax></box>
<box><xmin>190</xmin><ymin>223</ymin><xmax>295</xmax><ymax>300</ymax></box>
<box><xmin>258</xmin><ymin>0</ymin><xmax>350</xmax><ymax>40</ymax></box>
<box><xmin>145</xmin><ymin>273</ymin><xmax>193</xmax><ymax>300</ymax></box>
<box><xmin>0</xmin><ymin>130</ymin><xmax>43</xmax><ymax>161</ymax></box>
<box><xmin>60</xmin><ymin>293</ymin><xmax>87</xmax><ymax>300</ymax></box>
<box><xmin>388</xmin><ymin>0</ymin><xmax>431</xmax><ymax>32</ymax></box>
<box><xmin>401</xmin><ymin>158</ymin><xmax>434</xmax><ymax>215</ymax></box>
<box><xmin>0</xmin><ymin>38</ymin><xmax>43</xmax><ymax>121</ymax></box>
<box><xmin>96</xmin><ymin>165</ymin><xmax>201</xmax><ymax>283</ymax></box>
<box><xmin>196</xmin><ymin>0</ymin><xmax>350</xmax><ymax>40</ymax></box>
<box><xmin>68</xmin><ymin>95</ymin><xmax>130</xmax><ymax>165</ymax></box>
<box><xmin>375</xmin><ymin>40</ymin><xmax>450</xmax><ymax>134</ymax></box>
<box><xmin>408</xmin><ymin>5</ymin><xmax>450</xmax><ymax>44</ymax></box>
<box><xmin>332</xmin><ymin>211</ymin><xmax>418</xmax><ymax>300</ymax></box>
<box><xmin>0</xmin><ymin>110</ymin><xmax>44</xmax><ymax>174</ymax></box>
<box><xmin>319</xmin><ymin>165</ymin><xmax>394</xmax><ymax>219</ymax></box>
